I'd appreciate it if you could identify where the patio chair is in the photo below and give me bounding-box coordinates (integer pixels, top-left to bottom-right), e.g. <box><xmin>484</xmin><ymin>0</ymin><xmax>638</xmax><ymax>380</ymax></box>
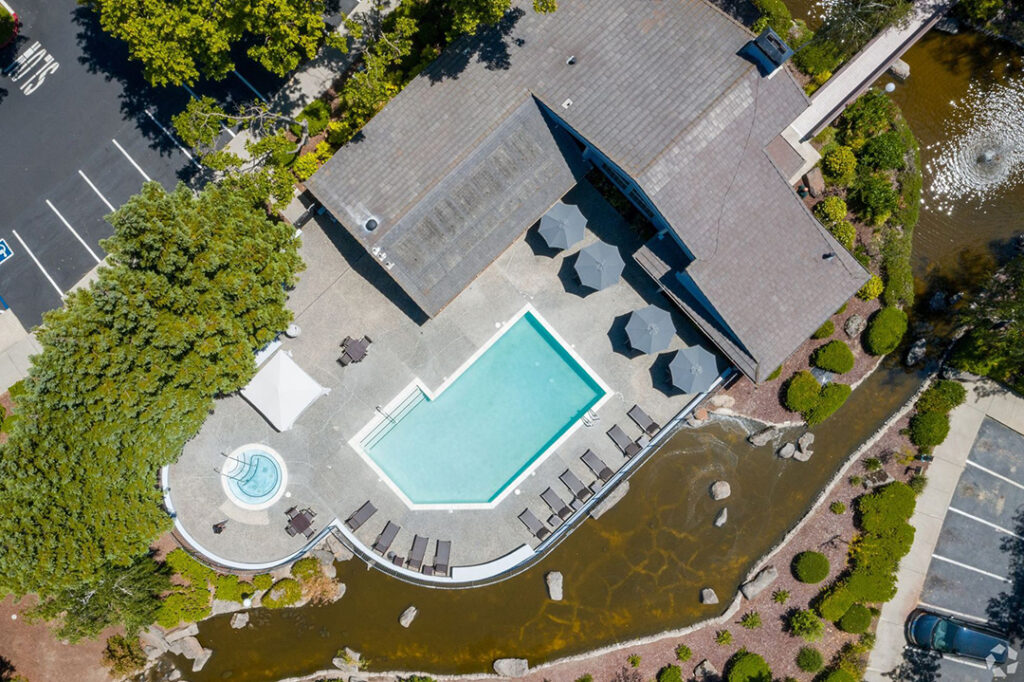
<box><xmin>517</xmin><ymin>509</ymin><xmax>551</xmax><ymax>541</ymax></box>
<box><xmin>285</xmin><ymin>525</ymin><xmax>297</xmax><ymax>537</ymax></box>
<box><xmin>305</xmin><ymin>507</ymin><xmax>317</xmax><ymax>518</ymax></box>
<box><xmin>363</xmin><ymin>335</ymin><xmax>373</xmax><ymax>344</ymax></box>
<box><xmin>285</xmin><ymin>506</ymin><xmax>298</xmax><ymax>519</ymax></box>
<box><xmin>407</xmin><ymin>535</ymin><xmax>428</xmax><ymax>571</ymax></box>
<box><xmin>303</xmin><ymin>525</ymin><xmax>316</xmax><ymax>539</ymax></box>
<box><xmin>372</xmin><ymin>521</ymin><xmax>400</xmax><ymax>555</ymax></box>
<box><xmin>389</xmin><ymin>553</ymin><xmax>405</xmax><ymax>567</ymax></box>
<box><xmin>628</xmin><ymin>404</ymin><xmax>661</xmax><ymax>436</ymax></box>
<box><xmin>340</xmin><ymin>336</ymin><xmax>353</xmax><ymax>348</ymax></box>
<box><xmin>607</xmin><ymin>424</ymin><xmax>641</xmax><ymax>458</ymax></box>
<box><xmin>338</xmin><ymin>354</ymin><xmax>352</xmax><ymax>367</ymax></box>
<box><xmin>345</xmin><ymin>501</ymin><xmax>377</xmax><ymax>532</ymax></box>
<box><xmin>433</xmin><ymin>540</ymin><xmax>451</xmax><ymax>576</ymax></box>
<box><xmin>541</xmin><ymin>487</ymin><xmax>573</xmax><ymax>521</ymax></box>
<box><xmin>582</xmin><ymin>449</ymin><xmax>614</xmax><ymax>483</ymax></box>
<box><xmin>559</xmin><ymin>469</ymin><xmax>593</xmax><ymax>506</ymax></box>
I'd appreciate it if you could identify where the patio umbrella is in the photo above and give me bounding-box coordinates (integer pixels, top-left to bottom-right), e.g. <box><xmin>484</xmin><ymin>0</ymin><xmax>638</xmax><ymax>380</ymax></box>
<box><xmin>538</xmin><ymin>201</ymin><xmax>587</xmax><ymax>250</ymax></box>
<box><xmin>574</xmin><ymin>241</ymin><xmax>625</xmax><ymax>291</ymax></box>
<box><xmin>625</xmin><ymin>305</ymin><xmax>676</xmax><ymax>354</ymax></box>
<box><xmin>669</xmin><ymin>345</ymin><xmax>722</xmax><ymax>394</ymax></box>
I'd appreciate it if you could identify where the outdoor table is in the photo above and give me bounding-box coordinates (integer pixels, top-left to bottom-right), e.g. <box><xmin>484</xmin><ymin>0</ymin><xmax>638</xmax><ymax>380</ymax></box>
<box><xmin>288</xmin><ymin>511</ymin><xmax>313</xmax><ymax>535</ymax></box>
<box><xmin>344</xmin><ymin>339</ymin><xmax>368</xmax><ymax>363</ymax></box>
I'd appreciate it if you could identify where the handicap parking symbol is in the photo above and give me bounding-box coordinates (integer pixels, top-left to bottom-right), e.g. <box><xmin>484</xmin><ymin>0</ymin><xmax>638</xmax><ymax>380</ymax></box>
<box><xmin>0</xmin><ymin>239</ymin><xmax>12</xmax><ymax>267</ymax></box>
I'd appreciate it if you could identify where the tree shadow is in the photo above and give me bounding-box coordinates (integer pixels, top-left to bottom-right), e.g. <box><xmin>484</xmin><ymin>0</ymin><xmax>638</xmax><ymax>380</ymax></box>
<box><xmin>423</xmin><ymin>8</ymin><xmax>525</xmax><ymax>84</ymax></box>
<box><xmin>882</xmin><ymin>646</ymin><xmax>942</xmax><ymax>681</ymax></box>
<box><xmin>986</xmin><ymin>505</ymin><xmax>1024</xmax><ymax>638</ymax></box>
<box><xmin>0</xmin><ymin>656</ymin><xmax>17</xmax><ymax>682</ymax></box>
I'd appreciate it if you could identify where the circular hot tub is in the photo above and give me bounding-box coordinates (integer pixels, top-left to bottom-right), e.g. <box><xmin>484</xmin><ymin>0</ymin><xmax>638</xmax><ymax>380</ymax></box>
<box><xmin>220</xmin><ymin>444</ymin><xmax>288</xmax><ymax>511</ymax></box>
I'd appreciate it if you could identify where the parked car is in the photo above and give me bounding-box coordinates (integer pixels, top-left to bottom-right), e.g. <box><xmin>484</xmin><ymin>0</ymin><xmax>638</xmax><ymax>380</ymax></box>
<box><xmin>906</xmin><ymin>608</ymin><xmax>1010</xmax><ymax>664</ymax></box>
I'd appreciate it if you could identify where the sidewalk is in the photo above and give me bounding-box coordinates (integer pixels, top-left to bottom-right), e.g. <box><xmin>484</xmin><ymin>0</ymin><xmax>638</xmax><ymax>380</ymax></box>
<box><xmin>0</xmin><ymin>309</ymin><xmax>40</xmax><ymax>394</ymax></box>
<box><xmin>866</xmin><ymin>379</ymin><xmax>1024</xmax><ymax>679</ymax></box>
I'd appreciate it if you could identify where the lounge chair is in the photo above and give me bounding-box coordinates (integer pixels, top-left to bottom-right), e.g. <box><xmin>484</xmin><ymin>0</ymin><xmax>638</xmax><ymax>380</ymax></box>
<box><xmin>518</xmin><ymin>509</ymin><xmax>551</xmax><ymax>541</ymax></box>
<box><xmin>541</xmin><ymin>487</ymin><xmax>573</xmax><ymax>521</ymax></box>
<box><xmin>407</xmin><ymin>535</ymin><xmax>428</xmax><ymax>571</ymax></box>
<box><xmin>433</xmin><ymin>540</ymin><xmax>451</xmax><ymax>575</ymax></box>
<box><xmin>372</xmin><ymin>521</ymin><xmax>400</xmax><ymax>554</ymax></box>
<box><xmin>389</xmin><ymin>553</ymin><xmax>404</xmax><ymax>566</ymax></box>
<box><xmin>582</xmin><ymin>449</ymin><xmax>614</xmax><ymax>483</ymax></box>
<box><xmin>628</xmin><ymin>404</ymin><xmax>661</xmax><ymax>436</ymax></box>
<box><xmin>607</xmin><ymin>424</ymin><xmax>642</xmax><ymax>458</ymax></box>
<box><xmin>345</xmin><ymin>501</ymin><xmax>377</xmax><ymax>531</ymax></box>
<box><xmin>559</xmin><ymin>469</ymin><xmax>593</xmax><ymax>506</ymax></box>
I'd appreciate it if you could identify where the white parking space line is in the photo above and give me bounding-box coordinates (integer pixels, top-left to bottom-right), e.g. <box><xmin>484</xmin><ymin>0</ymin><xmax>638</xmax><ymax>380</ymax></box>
<box><xmin>931</xmin><ymin>553</ymin><xmax>1012</xmax><ymax>583</ymax></box>
<box><xmin>180</xmin><ymin>84</ymin><xmax>237</xmax><ymax>138</ymax></box>
<box><xmin>111</xmin><ymin>138</ymin><xmax>152</xmax><ymax>182</ymax></box>
<box><xmin>144</xmin><ymin>110</ymin><xmax>200</xmax><ymax>167</ymax></box>
<box><xmin>11</xmin><ymin>230</ymin><xmax>63</xmax><ymax>298</ymax></box>
<box><xmin>918</xmin><ymin>601</ymin><xmax>991</xmax><ymax>624</ymax></box>
<box><xmin>233</xmin><ymin>69</ymin><xmax>267</xmax><ymax>102</ymax></box>
<box><xmin>966</xmin><ymin>459</ymin><xmax>1024</xmax><ymax>492</ymax></box>
<box><xmin>949</xmin><ymin>506</ymin><xmax>1024</xmax><ymax>540</ymax></box>
<box><xmin>77</xmin><ymin>170</ymin><xmax>116</xmax><ymax>212</ymax></box>
<box><xmin>942</xmin><ymin>654</ymin><xmax>989</xmax><ymax>670</ymax></box>
<box><xmin>45</xmin><ymin>200</ymin><xmax>101</xmax><ymax>264</ymax></box>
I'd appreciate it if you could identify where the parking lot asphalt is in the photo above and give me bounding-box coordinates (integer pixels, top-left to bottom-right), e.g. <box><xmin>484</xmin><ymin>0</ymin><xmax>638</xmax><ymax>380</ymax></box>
<box><xmin>915</xmin><ymin>417</ymin><xmax>1024</xmax><ymax>682</ymax></box>
<box><xmin>0</xmin><ymin>0</ymin><xmax>285</xmax><ymax>327</ymax></box>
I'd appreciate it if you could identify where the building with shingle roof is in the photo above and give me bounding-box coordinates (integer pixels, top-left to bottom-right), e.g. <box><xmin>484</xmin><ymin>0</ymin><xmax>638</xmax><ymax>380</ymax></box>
<box><xmin>307</xmin><ymin>0</ymin><xmax>869</xmax><ymax>383</ymax></box>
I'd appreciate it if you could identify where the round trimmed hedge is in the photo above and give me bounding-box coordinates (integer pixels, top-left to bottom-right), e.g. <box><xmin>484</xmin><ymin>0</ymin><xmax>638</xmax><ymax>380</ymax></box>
<box><xmin>656</xmin><ymin>664</ymin><xmax>683</xmax><ymax>682</ymax></box>
<box><xmin>916</xmin><ymin>379</ymin><xmax>967</xmax><ymax>414</ymax></box>
<box><xmin>822</xmin><ymin>669</ymin><xmax>857</xmax><ymax>682</ymax></box>
<box><xmin>806</xmin><ymin>382</ymin><xmax>851</xmax><ymax>427</ymax></box>
<box><xmin>816</xmin><ymin>582</ymin><xmax>855</xmax><ymax>621</ymax></box>
<box><xmin>262</xmin><ymin>578</ymin><xmax>302</xmax><ymax>608</ymax></box>
<box><xmin>838</xmin><ymin>603</ymin><xmax>873</xmax><ymax>633</ymax></box>
<box><xmin>909</xmin><ymin>410</ymin><xmax>950</xmax><ymax>451</ymax></box>
<box><xmin>793</xmin><ymin>551</ymin><xmax>830</xmax><ymax>583</ymax></box>
<box><xmin>785</xmin><ymin>371</ymin><xmax>821</xmax><ymax>413</ymax></box>
<box><xmin>726</xmin><ymin>651</ymin><xmax>772</xmax><ymax>682</ymax></box>
<box><xmin>812</xmin><ymin>340</ymin><xmax>855</xmax><ymax>374</ymax></box>
<box><xmin>858</xmin><ymin>274</ymin><xmax>884</xmax><ymax>301</ymax></box>
<box><xmin>796</xmin><ymin>646</ymin><xmax>823</xmax><ymax>673</ymax></box>
<box><xmin>864</xmin><ymin>307</ymin><xmax>908</xmax><ymax>356</ymax></box>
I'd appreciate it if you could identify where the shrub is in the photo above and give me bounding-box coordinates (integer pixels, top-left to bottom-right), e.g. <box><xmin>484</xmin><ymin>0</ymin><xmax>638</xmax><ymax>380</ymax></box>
<box><xmin>830</xmin><ymin>219</ymin><xmax>857</xmax><ymax>250</ymax></box>
<box><xmin>849</xmin><ymin>474</ymin><xmax>863</xmax><ymax>486</ymax></box>
<box><xmin>751</xmin><ymin>0</ymin><xmax>793</xmax><ymax>36</ymax></box>
<box><xmin>0</xmin><ymin>8</ymin><xmax>14</xmax><ymax>47</ymax></box>
<box><xmin>806</xmin><ymin>382</ymin><xmax>851</xmax><ymax>426</ymax></box>
<box><xmin>814</xmin><ymin>196</ymin><xmax>848</xmax><ymax>225</ymax></box>
<box><xmin>909</xmin><ymin>410</ymin><xmax>950</xmax><ymax>451</ymax></box>
<box><xmin>726</xmin><ymin>651</ymin><xmax>772</xmax><ymax>682</ymax></box>
<box><xmin>908</xmin><ymin>474</ymin><xmax>928</xmax><ymax>494</ymax></box>
<box><xmin>253</xmin><ymin>573</ymin><xmax>274</xmax><ymax>591</ymax></box>
<box><xmin>293</xmin><ymin>99</ymin><xmax>331</xmax><ymax>137</ymax></box>
<box><xmin>846</xmin><ymin>564</ymin><xmax>897</xmax><ymax>603</ymax></box>
<box><xmin>785</xmin><ymin>371</ymin><xmax>821</xmax><ymax>413</ymax></box>
<box><xmin>850</xmin><ymin>173</ymin><xmax>898</xmax><ymax>225</ymax></box>
<box><xmin>860</xmin><ymin>130</ymin><xmax>906</xmax><ymax>171</ymax></box>
<box><xmin>838</xmin><ymin>90</ymin><xmax>895</xmax><ymax>146</ymax></box>
<box><xmin>822</xmin><ymin>145</ymin><xmax>857</xmax><ymax>184</ymax></box>
<box><xmin>812</xmin><ymin>340</ymin><xmax>855</xmax><ymax>374</ymax></box>
<box><xmin>291</xmin><ymin>557</ymin><xmax>323</xmax><ymax>581</ymax></box>
<box><xmin>628</xmin><ymin>653</ymin><xmax>641</xmax><ymax>668</ymax></box>
<box><xmin>794</xmin><ymin>39</ymin><xmax>842</xmax><ymax>77</ymax></box>
<box><xmin>817</xmin><ymin>583</ymin><xmax>856</xmax><ymax>621</ymax></box>
<box><xmin>675</xmin><ymin>644</ymin><xmax>692</xmax><ymax>662</ymax></box>
<box><xmin>864</xmin><ymin>307</ymin><xmax>908</xmax><ymax>356</ymax></box>
<box><xmin>715</xmin><ymin>629</ymin><xmax>733</xmax><ymax>645</ymax></box>
<box><xmin>836</xmin><ymin>301</ymin><xmax>848</xmax><ymax>315</ymax></box>
<box><xmin>740</xmin><ymin>611</ymin><xmax>762</xmax><ymax>629</ymax></box>
<box><xmin>262</xmin><ymin>578</ymin><xmax>303</xmax><ymax>608</ymax></box>
<box><xmin>916</xmin><ymin>380</ymin><xmax>966</xmax><ymax>414</ymax></box>
<box><xmin>166</xmin><ymin>548</ymin><xmax>213</xmax><ymax>587</ymax></box>
<box><xmin>656</xmin><ymin>664</ymin><xmax>684</xmax><ymax>682</ymax></box>
<box><xmin>772</xmin><ymin>589</ymin><xmax>790</xmax><ymax>604</ymax></box>
<box><xmin>156</xmin><ymin>588</ymin><xmax>211</xmax><ymax>627</ymax></box>
<box><xmin>858</xmin><ymin>274</ymin><xmax>884</xmax><ymax>301</ymax></box>
<box><xmin>830</xmin><ymin>500</ymin><xmax>846</xmax><ymax>514</ymax></box>
<box><xmin>793</xmin><ymin>551</ymin><xmax>830</xmax><ymax>583</ymax></box>
<box><xmin>813</xmin><ymin>320</ymin><xmax>835</xmax><ymax>339</ymax></box>
<box><xmin>214</xmin><ymin>574</ymin><xmax>255</xmax><ymax>603</ymax></box>
<box><xmin>767</xmin><ymin>365</ymin><xmax>783</xmax><ymax>380</ymax></box>
<box><xmin>575</xmin><ymin>676</ymin><xmax>593</xmax><ymax>682</ymax></box>
<box><xmin>864</xmin><ymin>457</ymin><xmax>882</xmax><ymax>472</ymax></box>
<box><xmin>838</xmin><ymin>603</ymin><xmax>873</xmax><ymax>633</ymax></box>
<box><xmin>796</xmin><ymin>646</ymin><xmax>824</xmax><ymax>672</ymax></box>
<box><xmin>788</xmin><ymin>609</ymin><xmax>824</xmax><ymax>641</ymax></box>
<box><xmin>858</xmin><ymin>481</ymin><xmax>916</xmax><ymax>530</ymax></box>
<box><xmin>293</xmin><ymin>141</ymin><xmax>332</xmax><ymax>181</ymax></box>
<box><xmin>101</xmin><ymin>634</ymin><xmax>147</xmax><ymax>676</ymax></box>
<box><xmin>822</xmin><ymin>670</ymin><xmax>857</xmax><ymax>682</ymax></box>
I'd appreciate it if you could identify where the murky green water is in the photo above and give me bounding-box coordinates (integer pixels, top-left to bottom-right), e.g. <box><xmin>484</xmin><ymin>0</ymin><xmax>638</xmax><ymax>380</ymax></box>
<box><xmin>184</xmin><ymin>25</ymin><xmax>1024</xmax><ymax>682</ymax></box>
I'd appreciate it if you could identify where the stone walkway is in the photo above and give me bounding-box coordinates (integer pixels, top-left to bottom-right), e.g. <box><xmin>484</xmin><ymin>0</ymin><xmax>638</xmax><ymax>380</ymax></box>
<box><xmin>866</xmin><ymin>379</ymin><xmax>1024</xmax><ymax>680</ymax></box>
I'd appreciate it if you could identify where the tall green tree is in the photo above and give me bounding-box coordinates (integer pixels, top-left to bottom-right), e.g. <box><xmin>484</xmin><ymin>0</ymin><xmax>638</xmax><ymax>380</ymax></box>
<box><xmin>446</xmin><ymin>0</ymin><xmax>557</xmax><ymax>37</ymax></box>
<box><xmin>81</xmin><ymin>0</ymin><xmax>350</xmax><ymax>86</ymax></box>
<box><xmin>814</xmin><ymin>0</ymin><xmax>913</xmax><ymax>58</ymax></box>
<box><xmin>0</xmin><ymin>182</ymin><xmax>303</xmax><ymax>597</ymax></box>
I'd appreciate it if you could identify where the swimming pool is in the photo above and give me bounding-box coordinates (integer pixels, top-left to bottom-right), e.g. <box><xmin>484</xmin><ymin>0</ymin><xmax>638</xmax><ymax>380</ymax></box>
<box><xmin>355</xmin><ymin>308</ymin><xmax>609</xmax><ymax>508</ymax></box>
<box><xmin>221</xmin><ymin>445</ymin><xmax>288</xmax><ymax>511</ymax></box>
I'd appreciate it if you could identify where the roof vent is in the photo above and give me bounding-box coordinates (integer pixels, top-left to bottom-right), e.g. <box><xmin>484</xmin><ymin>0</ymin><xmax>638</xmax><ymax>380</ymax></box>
<box><xmin>741</xmin><ymin>28</ymin><xmax>794</xmax><ymax>77</ymax></box>
<box><xmin>561</xmin><ymin>98</ymin><xmax>573</xmax><ymax>109</ymax></box>
<box><xmin>365</xmin><ymin>218</ymin><xmax>378</xmax><ymax>232</ymax></box>
<box><xmin>566</xmin><ymin>55</ymin><xmax>576</xmax><ymax>65</ymax></box>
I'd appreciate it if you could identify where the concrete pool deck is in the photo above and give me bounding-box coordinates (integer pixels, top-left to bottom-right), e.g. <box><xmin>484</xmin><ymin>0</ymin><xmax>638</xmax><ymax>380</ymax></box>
<box><xmin>165</xmin><ymin>179</ymin><xmax>722</xmax><ymax>581</ymax></box>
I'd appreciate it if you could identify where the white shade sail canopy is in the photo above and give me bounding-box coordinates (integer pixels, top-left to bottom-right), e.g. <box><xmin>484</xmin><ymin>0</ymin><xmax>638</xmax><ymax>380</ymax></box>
<box><xmin>241</xmin><ymin>351</ymin><xmax>329</xmax><ymax>431</ymax></box>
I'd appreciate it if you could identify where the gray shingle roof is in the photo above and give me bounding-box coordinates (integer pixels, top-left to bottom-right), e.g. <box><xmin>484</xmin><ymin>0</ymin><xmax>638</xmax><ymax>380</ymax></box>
<box><xmin>307</xmin><ymin>0</ymin><xmax>868</xmax><ymax>381</ymax></box>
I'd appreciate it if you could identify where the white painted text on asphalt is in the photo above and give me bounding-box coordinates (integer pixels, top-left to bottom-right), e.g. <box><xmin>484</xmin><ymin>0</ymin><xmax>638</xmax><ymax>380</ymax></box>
<box><xmin>3</xmin><ymin>41</ymin><xmax>60</xmax><ymax>95</ymax></box>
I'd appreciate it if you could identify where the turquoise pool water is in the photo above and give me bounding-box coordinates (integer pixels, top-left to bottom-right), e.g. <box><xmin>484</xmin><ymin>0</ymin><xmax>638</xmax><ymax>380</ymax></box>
<box><xmin>363</xmin><ymin>313</ymin><xmax>606</xmax><ymax>505</ymax></box>
<box><xmin>227</xmin><ymin>450</ymin><xmax>282</xmax><ymax>506</ymax></box>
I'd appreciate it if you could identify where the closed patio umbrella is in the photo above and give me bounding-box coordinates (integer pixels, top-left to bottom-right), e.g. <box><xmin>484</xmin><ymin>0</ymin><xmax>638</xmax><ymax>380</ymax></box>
<box><xmin>574</xmin><ymin>241</ymin><xmax>625</xmax><ymax>291</ymax></box>
<box><xmin>538</xmin><ymin>201</ymin><xmax>587</xmax><ymax>250</ymax></box>
<box><xmin>625</xmin><ymin>305</ymin><xmax>675</xmax><ymax>354</ymax></box>
<box><xmin>669</xmin><ymin>345</ymin><xmax>722</xmax><ymax>394</ymax></box>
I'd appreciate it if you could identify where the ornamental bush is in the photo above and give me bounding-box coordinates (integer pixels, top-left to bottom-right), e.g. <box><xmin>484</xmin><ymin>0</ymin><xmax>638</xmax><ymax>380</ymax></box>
<box><xmin>156</xmin><ymin>587</ymin><xmax>211</xmax><ymax>627</ymax></box>
<box><xmin>293</xmin><ymin>99</ymin><xmax>331</xmax><ymax>137</ymax></box>
<box><xmin>857</xmin><ymin>274</ymin><xmax>884</xmax><ymax>301</ymax></box>
<box><xmin>785</xmin><ymin>371</ymin><xmax>821</xmax><ymax>413</ymax></box>
<box><xmin>262</xmin><ymin>578</ymin><xmax>303</xmax><ymax>608</ymax></box>
<box><xmin>864</xmin><ymin>307</ymin><xmax>908</xmax><ymax>355</ymax></box>
<box><xmin>796</xmin><ymin>646</ymin><xmax>824</xmax><ymax>672</ymax></box>
<box><xmin>675</xmin><ymin>644</ymin><xmax>692</xmax><ymax>662</ymax></box>
<box><xmin>751</xmin><ymin>0</ymin><xmax>793</xmax><ymax>36</ymax></box>
<box><xmin>822</xmin><ymin>670</ymin><xmax>857</xmax><ymax>682</ymax></box>
<box><xmin>166</xmin><ymin>548</ymin><xmax>213</xmax><ymax>587</ymax></box>
<box><xmin>656</xmin><ymin>664</ymin><xmax>684</xmax><ymax>682</ymax></box>
<box><xmin>830</xmin><ymin>219</ymin><xmax>857</xmax><ymax>250</ymax></box>
<box><xmin>788</xmin><ymin>609</ymin><xmax>824</xmax><ymax>641</ymax></box>
<box><xmin>253</xmin><ymin>573</ymin><xmax>274</xmax><ymax>591</ymax></box>
<box><xmin>812</xmin><ymin>340</ymin><xmax>855</xmax><ymax>374</ymax></box>
<box><xmin>812</xmin><ymin>319</ymin><xmax>835</xmax><ymax>339</ymax></box>
<box><xmin>102</xmin><ymin>634</ymin><xmax>147</xmax><ymax>676</ymax></box>
<box><xmin>846</xmin><ymin>564</ymin><xmax>897</xmax><ymax>603</ymax></box>
<box><xmin>838</xmin><ymin>90</ymin><xmax>896</xmax><ymax>146</ymax></box>
<box><xmin>909</xmin><ymin>410</ymin><xmax>950</xmax><ymax>451</ymax></box>
<box><xmin>291</xmin><ymin>557</ymin><xmax>322</xmax><ymax>581</ymax></box>
<box><xmin>817</xmin><ymin>583</ymin><xmax>856</xmax><ymax>621</ymax></box>
<box><xmin>822</xmin><ymin>145</ymin><xmax>857</xmax><ymax>184</ymax></box>
<box><xmin>860</xmin><ymin>130</ymin><xmax>906</xmax><ymax>171</ymax></box>
<box><xmin>850</xmin><ymin>173</ymin><xmax>898</xmax><ymax>225</ymax></box>
<box><xmin>838</xmin><ymin>603</ymin><xmax>873</xmax><ymax>633</ymax></box>
<box><xmin>726</xmin><ymin>651</ymin><xmax>772</xmax><ymax>682</ymax></box>
<box><xmin>806</xmin><ymin>382</ymin><xmax>852</xmax><ymax>426</ymax></box>
<box><xmin>214</xmin><ymin>574</ymin><xmax>255</xmax><ymax>603</ymax></box>
<box><xmin>916</xmin><ymin>380</ymin><xmax>967</xmax><ymax>414</ymax></box>
<box><xmin>858</xmin><ymin>482</ymin><xmax>916</xmax><ymax>532</ymax></box>
<box><xmin>740</xmin><ymin>611</ymin><xmax>762</xmax><ymax>629</ymax></box>
<box><xmin>793</xmin><ymin>551</ymin><xmax>830</xmax><ymax>583</ymax></box>
<box><xmin>815</xmin><ymin>196</ymin><xmax>848</xmax><ymax>225</ymax></box>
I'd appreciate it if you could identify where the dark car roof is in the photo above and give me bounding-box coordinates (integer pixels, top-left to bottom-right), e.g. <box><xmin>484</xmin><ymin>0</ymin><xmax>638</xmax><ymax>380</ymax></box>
<box><xmin>951</xmin><ymin>623</ymin><xmax>1009</xmax><ymax>662</ymax></box>
<box><xmin>908</xmin><ymin>609</ymin><xmax>1009</xmax><ymax>663</ymax></box>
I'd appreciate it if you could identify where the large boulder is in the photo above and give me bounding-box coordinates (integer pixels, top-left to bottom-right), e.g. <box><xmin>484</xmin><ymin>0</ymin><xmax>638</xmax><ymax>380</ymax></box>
<box><xmin>803</xmin><ymin>168</ymin><xmax>825</xmax><ymax>198</ymax></box>
<box><xmin>177</xmin><ymin>636</ymin><xmax>204</xmax><ymax>660</ymax></box>
<box><xmin>793</xmin><ymin>448</ymin><xmax>813</xmax><ymax>462</ymax></box>
<box><xmin>493</xmin><ymin>658</ymin><xmax>530</xmax><ymax>677</ymax></box>
<box><xmin>700</xmin><ymin>588</ymin><xmax>719</xmax><ymax>604</ymax></box>
<box><xmin>798</xmin><ymin>432</ymin><xmax>815</xmax><ymax>452</ymax></box>
<box><xmin>230</xmin><ymin>612</ymin><xmax>249</xmax><ymax>629</ymax></box>
<box><xmin>546</xmin><ymin>571</ymin><xmax>563</xmax><ymax>601</ymax></box>
<box><xmin>714</xmin><ymin>508</ymin><xmax>728</xmax><ymax>528</ymax></box>
<box><xmin>748</xmin><ymin>426</ymin><xmax>781</xmax><ymax>447</ymax></box>
<box><xmin>845</xmin><ymin>314</ymin><xmax>867</xmax><ymax>338</ymax></box>
<box><xmin>710</xmin><ymin>394</ymin><xmax>735</xmax><ymax>408</ymax></box>
<box><xmin>332</xmin><ymin>648</ymin><xmax>362</xmax><ymax>671</ymax></box>
<box><xmin>192</xmin><ymin>647</ymin><xmax>214</xmax><ymax>672</ymax></box>
<box><xmin>710</xmin><ymin>480</ymin><xmax>731</xmax><ymax>500</ymax></box>
<box><xmin>694</xmin><ymin>659</ymin><xmax>720</xmax><ymax>681</ymax></box>
<box><xmin>164</xmin><ymin>623</ymin><xmax>199</xmax><ymax>643</ymax></box>
<box><xmin>777</xmin><ymin>442</ymin><xmax>796</xmax><ymax>459</ymax></box>
<box><xmin>399</xmin><ymin>605</ymin><xmax>418</xmax><ymax>628</ymax></box>
<box><xmin>905</xmin><ymin>338</ymin><xmax>927</xmax><ymax>366</ymax></box>
<box><xmin>889</xmin><ymin>58</ymin><xmax>910</xmax><ymax>81</ymax></box>
<box><xmin>740</xmin><ymin>566</ymin><xmax>779</xmax><ymax>599</ymax></box>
